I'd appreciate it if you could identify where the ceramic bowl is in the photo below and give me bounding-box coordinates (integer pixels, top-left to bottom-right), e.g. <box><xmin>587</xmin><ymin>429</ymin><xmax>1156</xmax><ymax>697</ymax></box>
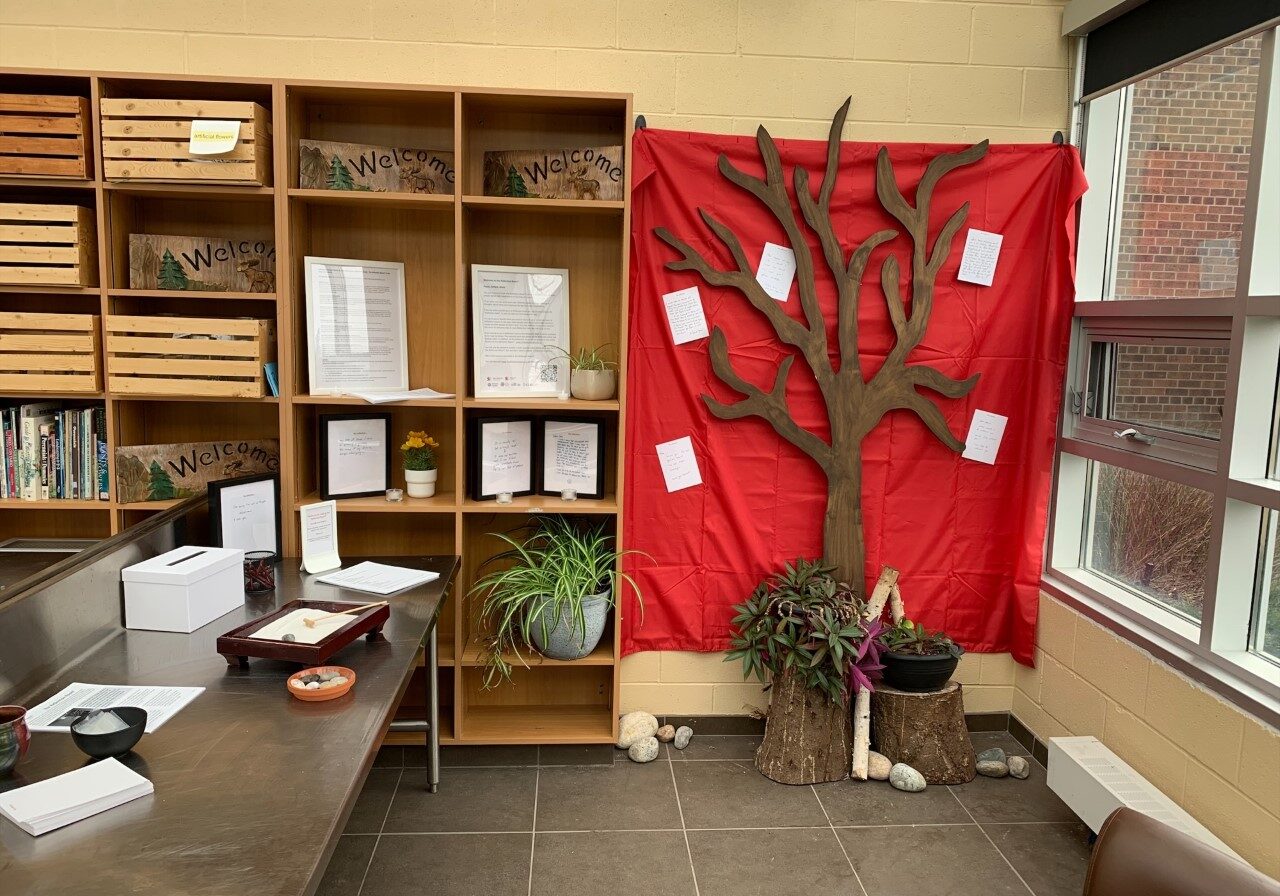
<box><xmin>288</xmin><ymin>666</ymin><xmax>356</xmax><ymax>702</ymax></box>
<box><xmin>70</xmin><ymin>706</ymin><xmax>147</xmax><ymax>759</ymax></box>
<box><xmin>0</xmin><ymin>705</ymin><xmax>30</xmax><ymax>776</ymax></box>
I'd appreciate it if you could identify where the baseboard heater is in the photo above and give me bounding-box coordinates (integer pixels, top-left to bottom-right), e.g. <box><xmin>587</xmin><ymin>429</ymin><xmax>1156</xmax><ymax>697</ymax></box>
<box><xmin>1046</xmin><ymin>736</ymin><xmax>1241</xmax><ymax>861</ymax></box>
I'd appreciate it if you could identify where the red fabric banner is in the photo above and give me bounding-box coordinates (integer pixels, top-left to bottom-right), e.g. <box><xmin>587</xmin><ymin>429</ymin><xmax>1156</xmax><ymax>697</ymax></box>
<box><xmin>622</xmin><ymin>128</ymin><xmax>1086</xmax><ymax>665</ymax></box>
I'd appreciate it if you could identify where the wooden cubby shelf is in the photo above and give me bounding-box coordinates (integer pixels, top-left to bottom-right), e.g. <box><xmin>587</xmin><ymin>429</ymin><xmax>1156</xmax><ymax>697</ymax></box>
<box><xmin>1</xmin><ymin>66</ymin><xmax>631</xmax><ymax>747</ymax></box>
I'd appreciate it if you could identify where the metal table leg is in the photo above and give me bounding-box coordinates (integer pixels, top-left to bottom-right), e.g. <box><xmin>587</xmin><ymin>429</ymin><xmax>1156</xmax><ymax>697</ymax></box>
<box><xmin>427</xmin><ymin>624</ymin><xmax>439</xmax><ymax>793</ymax></box>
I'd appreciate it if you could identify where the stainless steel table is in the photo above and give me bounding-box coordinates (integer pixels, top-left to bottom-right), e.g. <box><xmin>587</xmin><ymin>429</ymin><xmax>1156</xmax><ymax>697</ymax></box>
<box><xmin>0</xmin><ymin>554</ymin><xmax>458</xmax><ymax>896</ymax></box>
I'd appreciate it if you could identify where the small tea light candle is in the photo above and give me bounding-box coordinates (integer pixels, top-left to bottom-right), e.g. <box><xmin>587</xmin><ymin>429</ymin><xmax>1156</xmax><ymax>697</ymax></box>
<box><xmin>496</xmin><ymin>491</ymin><xmax>514</xmax><ymax>505</ymax></box>
<box><xmin>558</xmin><ymin>389</ymin><xmax>570</xmax><ymax>400</ymax></box>
<box><xmin>385</xmin><ymin>488</ymin><xmax>404</xmax><ymax>503</ymax></box>
<box><xmin>243</xmin><ymin>551</ymin><xmax>276</xmax><ymax>594</ymax></box>
<box><xmin>560</xmin><ymin>488</ymin><xmax>577</xmax><ymax>501</ymax></box>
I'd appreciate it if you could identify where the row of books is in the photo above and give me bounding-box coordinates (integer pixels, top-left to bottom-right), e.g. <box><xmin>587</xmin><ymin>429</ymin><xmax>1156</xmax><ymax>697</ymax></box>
<box><xmin>1</xmin><ymin>402</ymin><xmax>108</xmax><ymax>501</ymax></box>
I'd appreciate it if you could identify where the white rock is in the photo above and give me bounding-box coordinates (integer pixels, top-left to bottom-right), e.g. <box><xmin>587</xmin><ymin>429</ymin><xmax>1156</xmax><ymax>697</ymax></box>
<box><xmin>628</xmin><ymin>736</ymin><xmax>660</xmax><ymax>763</ymax></box>
<box><xmin>673</xmin><ymin>726</ymin><xmax>693</xmax><ymax>750</ymax></box>
<box><xmin>889</xmin><ymin>763</ymin><xmax>926</xmax><ymax>792</ymax></box>
<box><xmin>304</xmin><ymin>681</ymin><xmax>321</xmax><ymax>690</ymax></box>
<box><xmin>1007</xmin><ymin>755</ymin><xmax>1031</xmax><ymax>779</ymax></box>
<box><xmin>867</xmin><ymin>751</ymin><xmax>892</xmax><ymax>781</ymax></box>
<box><xmin>656</xmin><ymin>725</ymin><xmax>676</xmax><ymax>743</ymax></box>
<box><xmin>616</xmin><ymin>711</ymin><xmax>659</xmax><ymax>749</ymax></box>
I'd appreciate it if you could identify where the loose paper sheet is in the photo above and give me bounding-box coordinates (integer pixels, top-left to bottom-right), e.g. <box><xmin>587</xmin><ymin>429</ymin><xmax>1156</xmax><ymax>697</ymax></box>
<box><xmin>480</xmin><ymin>420</ymin><xmax>533</xmax><ymax>495</ymax></box>
<box><xmin>306</xmin><ymin>257</ymin><xmax>409</xmax><ymax>394</ymax></box>
<box><xmin>300</xmin><ymin>500</ymin><xmax>341</xmax><ymax>574</ymax></box>
<box><xmin>188</xmin><ymin>119</ymin><xmax>240</xmax><ymax>155</ymax></box>
<box><xmin>342</xmin><ymin>387</ymin><xmax>456</xmax><ymax>404</ymax></box>
<box><xmin>26</xmin><ymin>683</ymin><xmax>204</xmax><ymax>734</ymax></box>
<box><xmin>216</xmin><ymin>476</ymin><xmax>278</xmax><ymax>556</ymax></box>
<box><xmin>656</xmin><ymin>436</ymin><xmax>702</xmax><ymax>493</ymax></box>
<box><xmin>962</xmin><ymin>410</ymin><xmax>1008</xmax><ymax>465</ymax></box>
<box><xmin>316</xmin><ymin>561</ymin><xmax>440</xmax><ymax>595</ymax></box>
<box><xmin>662</xmin><ymin>286</ymin><xmax>709</xmax><ymax>345</ymax></box>
<box><xmin>756</xmin><ymin>242</ymin><xmax>796</xmax><ymax>301</ymax></box>
<box><xmin>542</xmin><ymin>420</ymin><xmax>600</xmax><ymax>493</ymax></box>
<box><xmin>957</xmin><ymin>229</ymin><xmax>1004</xmax><ymax>287</ymax></box>
<box><xmin>326</xmin><ymin>417</ymin><xmax>388</xmax><ymax>495</ymax></box>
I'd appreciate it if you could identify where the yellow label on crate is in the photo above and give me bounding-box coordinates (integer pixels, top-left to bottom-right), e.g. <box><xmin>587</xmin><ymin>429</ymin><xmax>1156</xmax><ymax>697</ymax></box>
<box><xmin>188</xmin><ymin>119</ymin><xmax>241</xmax><ymax>155</ymax></box>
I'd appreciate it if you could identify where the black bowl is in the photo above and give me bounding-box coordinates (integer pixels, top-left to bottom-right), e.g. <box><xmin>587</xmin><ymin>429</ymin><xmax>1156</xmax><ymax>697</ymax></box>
<box><xmin>70</xmin><ymin>706</ymin><xmax>147</xmax><ymax>759</ymax></box>
<box><xmin>881</xmin><ymin>649</ymin><xmax>963</xmax><ymax>693</ymax></box>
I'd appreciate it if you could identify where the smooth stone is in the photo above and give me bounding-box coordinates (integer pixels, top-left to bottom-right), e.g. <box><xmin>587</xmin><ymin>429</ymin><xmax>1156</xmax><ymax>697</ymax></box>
<box><xmin>889</xmin><ymin>763</ymin><xmax>926</xmax><ymax>793</ymax></box>
<box><xmin>655</xmin><ymin>725</ymin><xmax>676</xmax><ymax>743</ymax></box>
<box><xmin>977</xmin><ymin>759</ymin><xmax>1010</xmax><ymax>778</ymax></box>
<box><xmin>976</xmin><ymin>747</ymin><xmax>1007</xmax><ymax>764</ymax></box>
<box><xmin>628</xmin><ymin>736</ymin><xmax>660</xmax><ymax>763</ymax></box>
<box><xmin>867</xmin><ymin>751</ymin><xmax>892</xmax><ymax>781</ymax></box>
<box><xmin>1007</xmin><ymin>755</ymin><xmax>1031</xmax><ymax>779</ymax></box>
<box><xmin>332</xmin><ymin>676</ymin><xmax>349</xmax><ymax>685</ymax></box>
<box><xmin>616</xmin><ymin>711</ymin><xmax>659</xmax><ymax>749</ymax></box>
<box><xmin>281</xmin><ymin>633</ymin><xmax>297</xmax><ymax>642</ymax></box>
<box><xmin>673</xmin><ymin>726</ymin><xmax>693</xmax><ymax>750</ymax></box>
<box><xmin>319</xmin><ymin>671</ymin><xmax>339</xmax><ymax>682</ymax></box>
<box><xmin>304</xmin><ymin>681</ymin><xmax>321</xmax><ymax>690</ymax></box>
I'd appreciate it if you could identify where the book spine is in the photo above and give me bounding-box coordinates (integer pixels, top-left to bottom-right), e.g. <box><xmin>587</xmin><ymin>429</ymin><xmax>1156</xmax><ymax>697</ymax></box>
<box><xmin>95</xmin><ymin>406</ymin><xmax>108</xmax><ymax>501</ymax></box>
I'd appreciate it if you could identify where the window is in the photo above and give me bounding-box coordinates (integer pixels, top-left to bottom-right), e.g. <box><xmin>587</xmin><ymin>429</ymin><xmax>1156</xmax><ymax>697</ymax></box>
<box><xmin>1049</xmin><ymin>27</ymin><xmax>1280</xmax><ymax>715</ymax></box>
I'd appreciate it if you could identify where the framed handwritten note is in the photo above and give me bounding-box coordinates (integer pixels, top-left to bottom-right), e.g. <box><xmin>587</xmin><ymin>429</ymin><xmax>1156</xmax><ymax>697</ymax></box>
<box><xmin>318</xmin><ymin>413</ymin><xmax>392</xmax><ymax>500</ymax></box>
<box><xmin>468</xmin><ymin>416</ymin><xmax>535</xmax><ymax>501</ymax></box>
<box><xmin>539</xmin><ymin>417</ymin><xmax>605</xmax><ymax>498</ymax></box>
<box><xmin>207</xmin><ymin>472</ymin><xmax>282</xmax><ymax>562</ymax></box>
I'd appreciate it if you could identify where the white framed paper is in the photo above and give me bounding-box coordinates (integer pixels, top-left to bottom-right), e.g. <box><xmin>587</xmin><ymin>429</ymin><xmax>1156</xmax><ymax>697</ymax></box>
<box><xmin>471</xmin><ymin>264</ymin><xmax>570</xmax><ymax>397</ymax></box>
<box><xmin>319</xmin><ymin>413</ymin><xmax>391</xmax><ymax>499</ymax></box>
<box><xmin>305</xmin><ymin>256</ymin><xmax>409</xmax><ymax>395</ymax></box>
<box><xmin>469</xmin><ymin>417</ymin><xmax>535</xmax><ymax>500</ymax></box>
<box><xmin>540</xmin><ymin>418</ymin><xmax>604</xmax><ymax>498</ymax></box>
<box><xmin>299</xmin><ymin>500</ymin><xmax>341</xmax><ymax>575</ymax></box>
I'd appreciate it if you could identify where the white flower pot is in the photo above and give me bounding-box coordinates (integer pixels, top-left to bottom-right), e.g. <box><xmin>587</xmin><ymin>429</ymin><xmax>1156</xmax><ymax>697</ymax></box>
<box><xmin>404</xmin><ymin>468</ymin><xmax>437</xmax><ymax>498</ymax></box>
<box><xmin>570</xmin><ymin>369</ymin><xmax>616</xmax><ymax>401</ymax></box>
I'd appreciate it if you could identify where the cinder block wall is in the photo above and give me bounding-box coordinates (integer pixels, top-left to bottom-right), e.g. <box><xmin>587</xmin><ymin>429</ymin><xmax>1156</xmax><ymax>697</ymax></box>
<box><xmin>1017</xmin><ymin>593</ymin><xmax>1280</xmax><ymax>877</ymax></box>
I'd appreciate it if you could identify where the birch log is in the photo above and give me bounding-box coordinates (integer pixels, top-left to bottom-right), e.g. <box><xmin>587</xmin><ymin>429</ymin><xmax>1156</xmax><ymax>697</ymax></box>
<box><xmin>851</xmin><ymin>566</ymin><xmax>900</xmax><ymax>780</ymax></box>
<box><xmin>889</xmin><ymin>582</ymin><xmax>906</xmax><ymax>624</ymax></box>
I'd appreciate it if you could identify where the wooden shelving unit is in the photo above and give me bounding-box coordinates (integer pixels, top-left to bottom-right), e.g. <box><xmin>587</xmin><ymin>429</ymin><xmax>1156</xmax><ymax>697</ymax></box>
<box><xmin>1</xmin><ymin>66</ymin><xmax>631</xmax><ymax>747</ymax></box>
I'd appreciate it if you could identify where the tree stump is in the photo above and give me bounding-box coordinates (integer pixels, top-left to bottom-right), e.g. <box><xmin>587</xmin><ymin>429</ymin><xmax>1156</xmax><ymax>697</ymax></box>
<box><xmin>755</xmin><ymin>666</ymin><xmax>851</xmax><ymax>784</ymax></box>
<box><xmin>870</xmin><ymin>681</ymin><xmax>975</xmax><ymax>784</ymax></box>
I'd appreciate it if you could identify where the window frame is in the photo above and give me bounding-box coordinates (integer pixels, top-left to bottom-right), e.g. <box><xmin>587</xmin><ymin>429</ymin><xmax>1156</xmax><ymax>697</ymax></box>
<box><xmin>1046</xmin><ymin>25</ymin><xmax>1280</xmax><ymax>727</ymax></box>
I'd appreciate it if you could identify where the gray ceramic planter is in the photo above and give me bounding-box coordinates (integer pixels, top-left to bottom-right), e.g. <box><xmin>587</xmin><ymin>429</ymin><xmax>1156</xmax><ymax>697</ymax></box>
<box><xmin>529</xmin><ymin>590</ymin><xmax>610</xmax><ymax>660</ymax></box>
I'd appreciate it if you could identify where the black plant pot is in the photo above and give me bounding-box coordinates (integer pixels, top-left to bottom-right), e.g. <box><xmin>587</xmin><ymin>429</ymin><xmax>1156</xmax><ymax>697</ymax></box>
<box><xmin>881</xmin><ymin>649</ymin><xmax>962</xmax><ymax>693</ymax></box>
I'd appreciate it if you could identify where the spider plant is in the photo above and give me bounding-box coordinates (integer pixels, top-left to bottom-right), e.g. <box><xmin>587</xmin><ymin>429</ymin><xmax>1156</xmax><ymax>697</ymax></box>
<box><xmin>552</xmin><ymin>344</ymin><xmax>617</xmax><ymax>371</ymax></box>
<box><xmin>472</xmin><ymin>516</ymin><xmax>644</xmax><ymax>687</ymax></box>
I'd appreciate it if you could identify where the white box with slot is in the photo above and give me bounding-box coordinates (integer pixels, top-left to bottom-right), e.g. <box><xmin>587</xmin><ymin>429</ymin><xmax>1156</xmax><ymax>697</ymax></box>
<box><xmin>123</xmin><ymin>546</ymin><xmax>245</xmax><ymax>633</ymax></box>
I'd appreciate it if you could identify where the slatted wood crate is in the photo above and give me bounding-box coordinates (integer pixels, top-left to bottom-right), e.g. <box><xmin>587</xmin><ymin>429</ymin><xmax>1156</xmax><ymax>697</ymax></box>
<box><xmin>0</xmin><ymin>311</ymin><xmax>101</xmax><ymax>393</ymax></box>
<box><xmin>0</xmin><ymin>203</ymin><xmax>97</xmax><ymax>286</ymax></box>
<box><xmin>105</xmin><ymin>315</ymin><xmax>275</xmax><ymax>398</ymax></box>
<box><xmin>0</xmin><ymin>94</ymin><xmax>92</xmax><ymax>178</ymax></box>
<box><xmin>100</xmin><ymin>98</ymin><xmax>272</xmax><ymax>186</ymax></box>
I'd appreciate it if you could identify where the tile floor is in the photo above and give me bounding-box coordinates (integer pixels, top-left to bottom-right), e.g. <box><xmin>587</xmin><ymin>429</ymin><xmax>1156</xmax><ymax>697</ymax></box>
<box><xmin>319</xmin><ymin>731</ymin><xmax>1093</xmax><ymax>896</ymax></box>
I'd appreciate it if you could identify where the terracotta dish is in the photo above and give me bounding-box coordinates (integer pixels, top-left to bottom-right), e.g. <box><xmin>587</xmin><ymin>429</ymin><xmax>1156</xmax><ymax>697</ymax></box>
<box><xmin>287</xmin><ymin>666</ymin><xmax>356</xmax><ymax>702</ymax></box>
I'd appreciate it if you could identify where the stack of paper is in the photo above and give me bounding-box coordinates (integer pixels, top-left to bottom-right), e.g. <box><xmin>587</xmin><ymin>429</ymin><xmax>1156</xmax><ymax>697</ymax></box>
<box><xmin>316</xmin><ymin>561</ymin><xmax>439</xmax><ymax>595</ymax></box>
<box><xmin>0</xmin><ymin>758</ymin><xmax>153</xmax><ymax>836</ymax></box>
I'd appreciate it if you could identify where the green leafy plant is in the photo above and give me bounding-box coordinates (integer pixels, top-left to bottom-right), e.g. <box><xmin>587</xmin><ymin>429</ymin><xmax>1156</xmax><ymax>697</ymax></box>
<box><xmin>877</xmin><ymin>617</ymin><xmax>964</xmax><ymax>658</ymax></box>
<box><xmin>399</xmin><ymin>430</ymin><xmax>438</xmax><ymax>471</ymax></box>
<box><xmin>553</xmin><ymin>345</ymin><xmax>617</xmax><ymax>371</ymax></box>
<box><xmin>725</xmin><ymin>559</ymin><xmax>884</xmax><ymax>705</ymax></box>
<box><xmin>472</xmin><ymin>516</ymin><xmax>644</xmax><ymax>688</ymax></box>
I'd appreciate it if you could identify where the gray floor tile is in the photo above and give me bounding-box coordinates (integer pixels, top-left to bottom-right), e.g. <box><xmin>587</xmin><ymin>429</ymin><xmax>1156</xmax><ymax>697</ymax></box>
<box><xmin>362</xmin><ymin>833</ymin><xmax>529</xmax><ymax>896</ymax></box>
<box><xmin>371</xmin><ymin>746</ymin><xmax>402</xmax><ymax>768</ymax></box>
<box><xmin>315</xmin><ymin>834</ymin><xmax>375</xmax><ymax>896</ymax></box>
<box><xmin>948</xmin><ymin>762</ymin><xmax>1078</xmax><ymax>823</ymax></box>
<box><xmin>537</xmin><ymin>760</ymin><xmax>682</xmax><ymax>831</ymax></box>
<box><xmin>983</xmin><ymin>822</ymin><xmax>1093</xmax><ymax>896</ymax></box>
<box><xmin>344</xmin><ymin>768</ymin><xmax>401</xmax><ymax>834</ymax></box>
<box><xmin>532</xmin><ymin>831</ymin><xmax>696</xmax><ymax>896</ymax></box>
<box><xmin>837</xmin><ymin>825</ymin><xmax>1029</xmax><ymax>896</ymax></box>
<box><xmin>814</xmin><ymin>778</ymin><xmax>973</xmax><ymax>826</ymax></box>
<box><xmin>436</xmin><ymin>744</ymin><xmax>539</xmax><ymax>767</ymax></box>
<box><xmin>688</xmin><ymin>827</ymin><xmax>858</xmax><ymax>896</ymax></box>
<box><xmin>670</xmin><ymin>734</ymin><xmax>761</xmax><ymax>761</ymax></box>
<box><xmin>539</xmin><ymin>743</ymin><xmax>614</xmax><ymax>766</ymax></box>
<box><xmin>382</xmin><ymin>767</ymin><xmax>537</xmax><ymax>833</ymax></box>
<box><xmin>970</xmin><ymin>732</ymin><xmax>1031</xmax><ymax>758</ymax></box>
<box><xmin>672</xmin><ymin>760</ymin><xmax>829</xmax><ymax>829</ymax></box>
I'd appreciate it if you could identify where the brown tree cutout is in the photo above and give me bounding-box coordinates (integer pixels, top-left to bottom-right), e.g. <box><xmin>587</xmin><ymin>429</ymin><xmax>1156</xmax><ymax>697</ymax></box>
<box><xmin>655</xmin><ymin>98</ymin><xmax>988</xmax><ymax>589</ymax></box>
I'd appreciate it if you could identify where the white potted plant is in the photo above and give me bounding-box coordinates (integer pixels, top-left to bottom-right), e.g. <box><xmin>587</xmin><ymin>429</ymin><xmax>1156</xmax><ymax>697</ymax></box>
<box><xmin>558</xmin><ymin>346</ymin><xmax>617</xmax><ymax>401</ymax></box>
<box><xmin>400</xmin><ymin>430</ymin><xmax>438</xmax><ymax>498</ymax></box>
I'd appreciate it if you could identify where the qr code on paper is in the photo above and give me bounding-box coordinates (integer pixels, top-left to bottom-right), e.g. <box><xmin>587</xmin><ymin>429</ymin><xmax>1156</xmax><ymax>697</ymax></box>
<box><xmin>536</xmin><ymin>362</ymin><xmax>560</xmax><ymax>384</ymax></box>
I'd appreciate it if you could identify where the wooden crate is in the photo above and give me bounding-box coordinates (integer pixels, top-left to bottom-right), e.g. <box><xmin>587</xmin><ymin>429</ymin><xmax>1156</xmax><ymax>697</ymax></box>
<box><xmin>0</xmin><ymin>203</ymin><xmax>97</xmax><ymax>286</ymax></box>
<box><xmin>0</xmin><ymin>94</ymin><xmax>92</xmax><ymax>178</ymax></box>
<box><xmin>100</xmin><ymin>98</ymin><xmax>272</xmax><ymax>186</ymax></box>
<box><xmin>105</xmin><ymin>315</ymin><xmax>275</xmax><ymax>398</ymax></box>
<box><xmin>0</xmin><ymin>311</ymin><xmax>101</xmax><ymax>393</ymax></box>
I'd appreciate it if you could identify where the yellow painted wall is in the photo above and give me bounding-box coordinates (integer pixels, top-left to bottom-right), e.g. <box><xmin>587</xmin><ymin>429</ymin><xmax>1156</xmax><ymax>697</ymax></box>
<box><xmin>0</xmin><ymin>0</ymin><xmax>1072</xmax><ymax>715</ymax></box>
<box><xmin>1015</xmin><ymin>593</ymin><xmax>1280</xmax><ymax>877</ymax></box>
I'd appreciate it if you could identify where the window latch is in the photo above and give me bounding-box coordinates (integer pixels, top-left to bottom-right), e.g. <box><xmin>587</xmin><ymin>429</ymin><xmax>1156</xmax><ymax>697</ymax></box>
<box><xmin>1113</xmin><ymin>427</ymin><xmax>1156</xmax><ymax>445</ymax></box>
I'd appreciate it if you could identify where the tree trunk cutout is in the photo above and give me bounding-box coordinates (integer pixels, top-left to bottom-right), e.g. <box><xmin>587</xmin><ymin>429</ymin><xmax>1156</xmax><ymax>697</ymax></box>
<box><xmin>655</xmin><ymin>99</ymin><xmax>987</xmax><ymax>588</ymax></box>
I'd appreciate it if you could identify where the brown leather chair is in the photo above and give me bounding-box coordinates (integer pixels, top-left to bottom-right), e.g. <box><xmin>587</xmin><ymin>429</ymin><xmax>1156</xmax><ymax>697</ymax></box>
<box><xmin>1084</xmin><ymin>807</ymin><xmax>1280</xmax><ymax>896</ymax></box>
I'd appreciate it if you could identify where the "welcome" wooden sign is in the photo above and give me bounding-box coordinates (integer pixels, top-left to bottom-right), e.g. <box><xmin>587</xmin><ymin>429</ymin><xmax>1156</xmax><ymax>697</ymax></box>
<box><xmin>483</xmin><ymin>146</ymin><xmax>624</xmax><ymax>201</ymax></box>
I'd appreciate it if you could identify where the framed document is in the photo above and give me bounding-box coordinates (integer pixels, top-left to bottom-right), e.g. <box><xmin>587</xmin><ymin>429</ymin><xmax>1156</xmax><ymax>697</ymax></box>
<box><xmin>471</xmin><ymin>264</ymin><xmax>569</xmax><ymax>397</ymax></box>
<box><xmin>207</xmin><ymin>472</ymin><xmax>282</xmax><ymax>562</ymax></box>
<box><xmin>304</xmin><ymin>256</ymin><xmax>409</xmax><ymax>395</ymax></box>
<box><xmin>468</xmin><ymin>416</ymin><xmax>535</xmax><ymax>501</ymax></box>
<box><xmin>539</xmin><ymin>417</ymin><xmax>605</xmax><ymax>499</ymax></box>
<box><xmin>318</xmin><ymin>413</ymin><xmax>392</xmax><ymax>500</ymax></box>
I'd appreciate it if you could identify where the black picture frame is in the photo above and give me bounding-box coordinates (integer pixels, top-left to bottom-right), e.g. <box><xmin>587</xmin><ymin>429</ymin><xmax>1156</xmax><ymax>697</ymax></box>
<box><xmin>207</xmin><ymin>472</ymin><xmax>283</xmax><ymax>562</ymax></box>
<box><xmin>318</xmin><ymin>412</ymin><xmax>393</xmax><ymax>500</ymax></box>
<box><xmin>538</xmin><ymin>417</ymin><xmax>606</xmax><ymax>499</ymax></box>
<box><xmin>468</xmin><ymin>415</ymin><xmax>537</xmax><ymax>501</ymax></box>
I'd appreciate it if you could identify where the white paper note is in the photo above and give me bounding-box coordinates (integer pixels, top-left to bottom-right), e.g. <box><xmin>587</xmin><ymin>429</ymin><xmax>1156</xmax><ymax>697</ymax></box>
<box><xmin>756</xmin><ymin>242</ymin><xmax>796</xmax><ymax>301</ymax></box>
<box><xmin>317</xmin><ymin>561</ymin><xmax>440</xmax><ymax>595</ymax></box>
<box><xmin>962</xmin><ymin>410</ymin><xmax>1008</xmax><ymax>465</ymax></box>
<box><xmin>216</xmin><ymin>476</ymin><xmax>278</xmax><ymax>557</ymax></box>
<box><xmin>656</xmin><ymin>436</ymin><xmax>703</xmax><ymax>493</ymax></box>
<box><xmin>300</xmin><ymin>500</ymin><xmax>341</xmax><ymax>574</ymax></box>
<box><xmin>342</xmin><ymin>387</ymin><xmax>456</xmax><ymax>404</ymax></box>
<box><xmin>188</xmin><ymin>119</ymin><xmax>241</xmax><ymax>155</ymax></box>
<box><xmin>326</xmin><ymin>417</ymin><xmax>388</xmax><ymax>496</ymax></box>
<box><xmin>25</xmin><ymin>683</ymin><xmax>204</xmax><ymax>734</ymax></box>
<box><xmin>957</xmin><ymin>229</ymin><xmax>1004</xmax><ymax>287</ymax></box>
<box><xmin>662</xmin><ymin>286</ymin><xmax>709</xmax><ymax>345</ymax></box>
